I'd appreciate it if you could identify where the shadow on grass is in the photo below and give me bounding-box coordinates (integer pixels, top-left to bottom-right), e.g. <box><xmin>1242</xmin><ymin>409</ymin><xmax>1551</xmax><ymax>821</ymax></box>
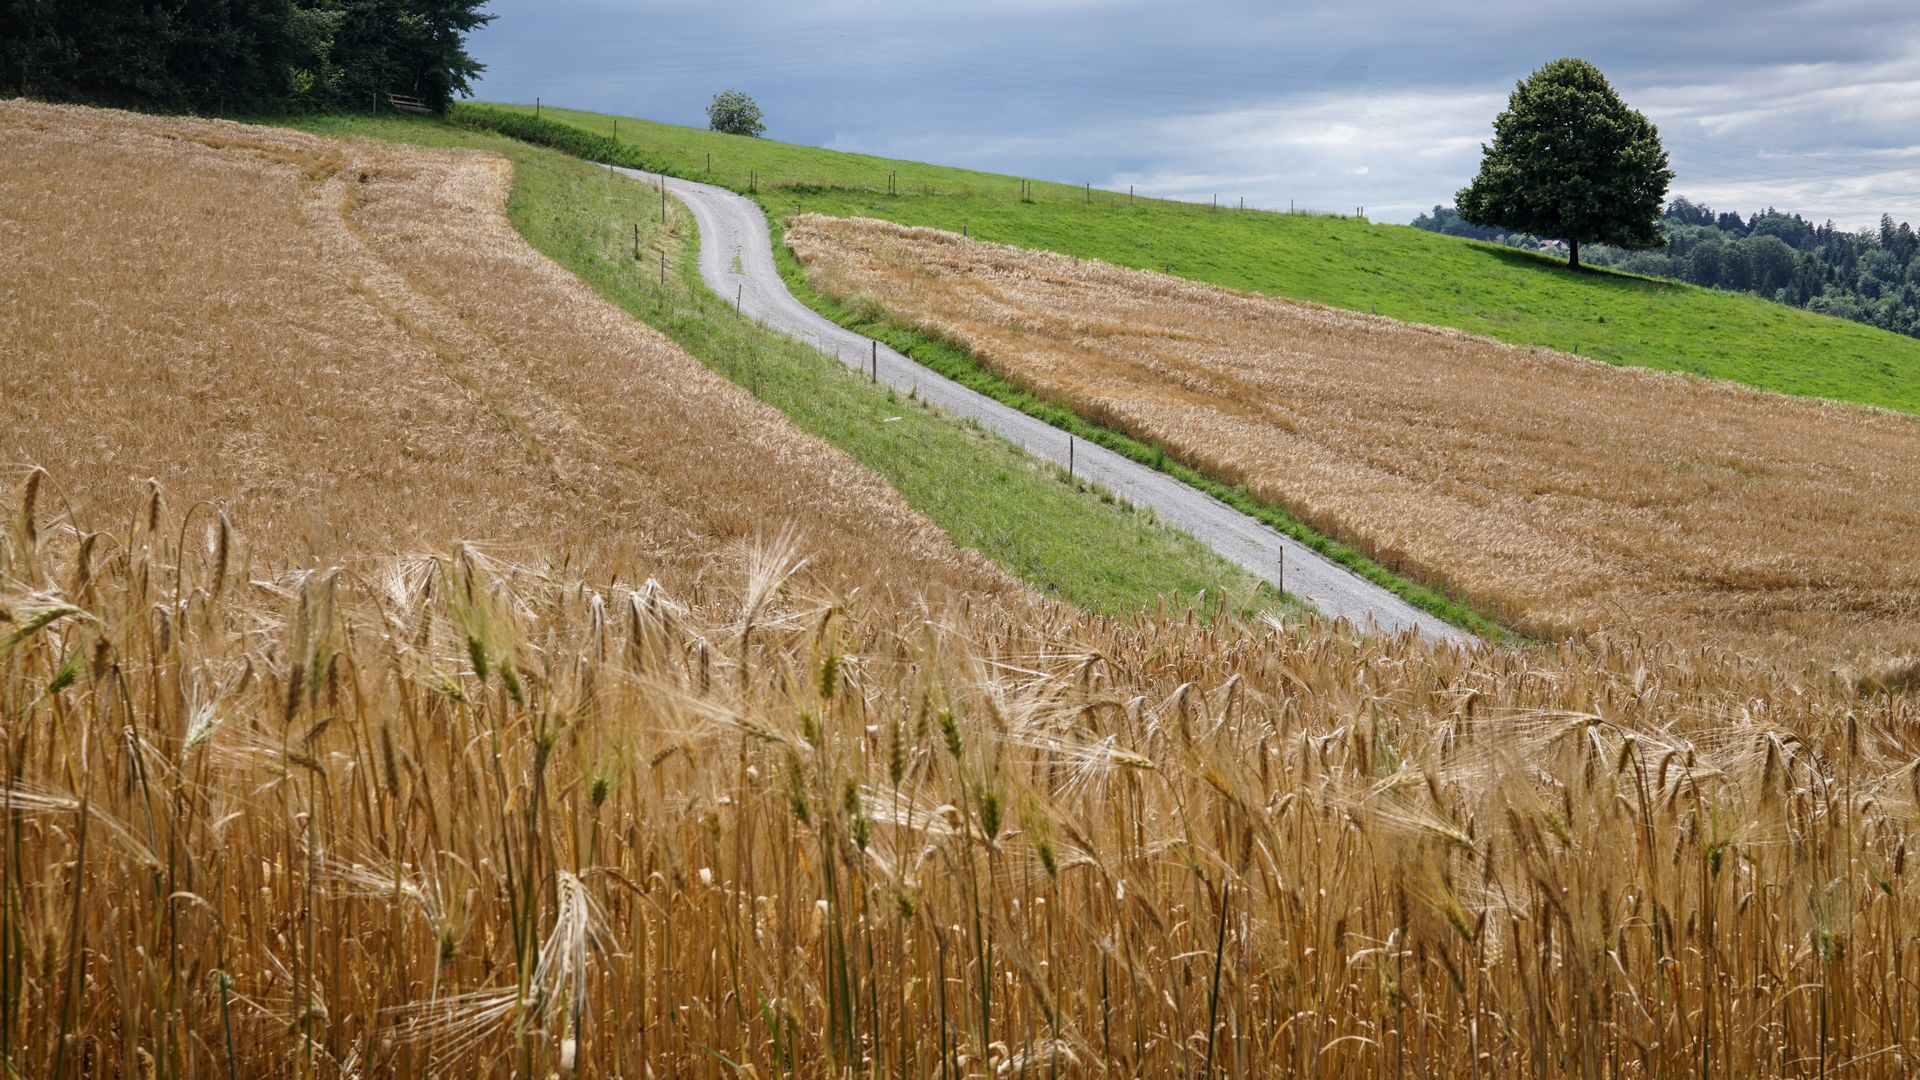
<box><xmin>1465</xmin><ymin>241</ymin><xmax>1692</xmax><ymax>293</ymax></box>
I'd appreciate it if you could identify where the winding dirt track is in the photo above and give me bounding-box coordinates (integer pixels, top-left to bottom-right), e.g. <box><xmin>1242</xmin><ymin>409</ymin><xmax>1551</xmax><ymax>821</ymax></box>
<box><xmin>607</xmin><ymin>165</ymin><xmax>1466</xmax><ymax>643</ymax></box>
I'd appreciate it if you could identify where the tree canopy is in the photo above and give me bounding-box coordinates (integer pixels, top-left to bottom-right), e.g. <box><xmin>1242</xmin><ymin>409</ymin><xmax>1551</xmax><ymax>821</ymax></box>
<box><xmin>1416</xmin><ymin>197</ymin><xmax>1920</xmax><ymax>341</ymax></box>
<box><xmin>1589</xmin><ymin>203</ymin><xmax>1920</xmax><ymax>339</ymax></box>
<box><xmin>1456</xmin><ymin>58</ymin><xmax>1672</xmax><ymax>269</ymax></box>
<box><xmin>706</xmin><ymin>89</ymin><xmax>764</xmax><ymax>138</ymax></box>
<box><xmin>2</xmin><ymin>0</ymin><xmax>493</xmax><ymax>115</ymax></box>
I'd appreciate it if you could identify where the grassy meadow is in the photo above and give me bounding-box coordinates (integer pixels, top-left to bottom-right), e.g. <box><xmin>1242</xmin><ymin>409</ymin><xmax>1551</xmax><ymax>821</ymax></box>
<box><xmin>483</xmin><ymin>103</ymin><xmax>1920</xmax><ymax>417</ymax></box>
<box><xmin>7</xmin><ymin>99</ymin><xmax>1920</xmax><ymax>1080</ymax></box>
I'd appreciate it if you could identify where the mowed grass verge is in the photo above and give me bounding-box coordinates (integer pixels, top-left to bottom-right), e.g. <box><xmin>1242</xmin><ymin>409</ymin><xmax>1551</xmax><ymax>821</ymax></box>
<box><xmin>484</xmin><ymin>102</ymin><xmax>1920</xmax><ymax>416</ymax></box>
<box><xmin>287</xmin><ymin>112</ymin><xmax>1289</xmax><ymax>619</ymax></box>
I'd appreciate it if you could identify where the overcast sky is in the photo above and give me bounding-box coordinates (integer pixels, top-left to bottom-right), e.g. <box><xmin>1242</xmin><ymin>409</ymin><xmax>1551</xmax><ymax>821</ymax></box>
<box><xmin>467</xmin><ymin>1</ymin><xmax>1920</xmax><ymax>228</ymax></box>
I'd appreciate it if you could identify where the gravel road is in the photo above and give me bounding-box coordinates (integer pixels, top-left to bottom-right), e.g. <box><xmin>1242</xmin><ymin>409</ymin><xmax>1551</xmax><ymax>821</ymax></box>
<box><xmin>608</xmin><ymin>165</ymin><xmax>1468</xmax><ymax>643</ymax></box>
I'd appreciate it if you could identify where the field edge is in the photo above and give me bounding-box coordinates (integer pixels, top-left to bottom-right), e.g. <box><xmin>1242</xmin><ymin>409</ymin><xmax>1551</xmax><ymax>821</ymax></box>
<box><xmin>765</xmin><ymin>215</ymin><xmax>1517</xmax><ymax>643</ymax></box>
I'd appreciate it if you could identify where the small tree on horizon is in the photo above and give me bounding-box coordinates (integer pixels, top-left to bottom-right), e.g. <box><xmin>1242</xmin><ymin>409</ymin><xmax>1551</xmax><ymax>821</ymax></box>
<box><xmin>707</xmin><ymin>89</ymin><xmax>765</xmax><ymax>137</ymax></box>
<box><xmin>1456</xmin><ymin>58</ymin><xmax>1672</xmax><ymax>270</ymax></box>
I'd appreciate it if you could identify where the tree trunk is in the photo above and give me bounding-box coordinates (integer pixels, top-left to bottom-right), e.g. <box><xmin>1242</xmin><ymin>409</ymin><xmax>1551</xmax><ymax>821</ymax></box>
<box><xmin>1567</xmin><ymin>238</ymin><xmax>1581</xmax><ymax>271</ymax></box>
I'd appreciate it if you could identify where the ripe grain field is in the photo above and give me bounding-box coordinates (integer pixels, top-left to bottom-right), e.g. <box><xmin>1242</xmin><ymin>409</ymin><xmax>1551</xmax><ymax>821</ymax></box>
<box><xmin>9</xmin><ymin>444</ymin><xmax>1920</xmax><ymax>1080</ymax></box>
<box><xmin>788</xmin><ymin>216</ymin><xmax>1920</xmax><ymax>667</ymax></box>
<box><xmin>0</xmin><ymin>103</ymin><xmax>1006</xmax><ymax>604</ymax></box>
<box><xmin>6</xmin><ymin>101</ymin><xmax>1920</xmax><ymax>1080</ymax></box>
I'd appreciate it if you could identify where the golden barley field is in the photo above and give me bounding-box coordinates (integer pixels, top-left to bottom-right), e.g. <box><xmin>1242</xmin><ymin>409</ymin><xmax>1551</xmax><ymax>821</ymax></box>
<box><xmin>8</xmin><ymin>477</ymin><xmax>1920</xmax><ymax>1080</ymax></box>
<box><xmin>0</xmin><ymin>101</ymin><xmax>1007</xmax><ymax>607</ymax></box>
<box><xmin>787</xmin><ymin>215</ymin><xmax>1920</xmax><ymax>666</ymax></box>
<box><xmin>5</xmin><ymin>102</ymin><xmax>1920</xmax><ymax>1080</ymax></box>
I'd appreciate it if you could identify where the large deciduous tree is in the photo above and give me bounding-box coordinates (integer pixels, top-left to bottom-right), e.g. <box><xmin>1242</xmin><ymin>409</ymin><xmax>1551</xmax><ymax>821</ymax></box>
<box><xmin>1457</xmin><ymin>58</ymin><xmax>1672</xmax><ymax>270</ymax></box>
<box><xmin>325</xmin><ymin>0</ymin><xmax>492</xmax><ymax>111</ymax></box>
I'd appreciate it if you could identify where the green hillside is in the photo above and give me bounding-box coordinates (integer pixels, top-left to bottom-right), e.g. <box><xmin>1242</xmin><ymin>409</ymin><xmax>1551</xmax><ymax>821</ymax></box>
<box><xmin>478</xmin><ymin>102</ymin><xmax>1920</xmax><ymax>416</ymax></box>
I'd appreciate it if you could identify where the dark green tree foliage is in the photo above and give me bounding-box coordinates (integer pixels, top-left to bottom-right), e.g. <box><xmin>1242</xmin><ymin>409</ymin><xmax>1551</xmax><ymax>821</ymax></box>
<box><xmin>1593</xmin><ymin>203</ymin><xmax>1920</xmax><ymax>339</ymax></box>
<box><xmin>1415</xmin><ymin>197</ymin><xmax>1920</xmax><ymax>340</ymax></box>
<box><xmin>1456</xmin><ymin>58</ymin><xmax>1673</xmax><ymax>269</ymax></box>
<box><xmin>2</xmin><ymin>0</ymin><xmax>297</xmax><ymax>112</ymax></box>
<box><xmin>1410</xmin><ymin>205</ymin><xmax>1534</xmax><ymax>247</ymax></box>
<box><xmin>452</xmin><ymin>103</ymin><xmax>669</xmax><ymax>173</ymax></box>
<box><xmin>320</xmin><ymin>0</ymin><xmax>491</xmax><ymax>110</ymax></box>
<box><xmin>706</xmin><ymin>89</ymin><xmax>764</xmax><ymax>138</ymax></box>
<box><xmin>1</xmin><ymin>0</ymin><xmax>491</xmax><ymax>115</ymax></box>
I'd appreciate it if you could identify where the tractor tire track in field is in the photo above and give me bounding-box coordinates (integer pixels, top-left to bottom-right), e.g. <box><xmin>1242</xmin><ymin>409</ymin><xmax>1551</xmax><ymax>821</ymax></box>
<box><xmin>608</xmin><ymin>165</ymin><xmax>1468</xmax><ymax>644</ymax></box>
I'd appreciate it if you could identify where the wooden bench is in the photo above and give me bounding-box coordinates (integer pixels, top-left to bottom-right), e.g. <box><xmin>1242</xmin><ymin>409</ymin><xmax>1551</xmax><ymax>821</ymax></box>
<box><xmin>385</xmin><ymin>93</ymin><xmax>432</xmax><ymax>116</ymax></box>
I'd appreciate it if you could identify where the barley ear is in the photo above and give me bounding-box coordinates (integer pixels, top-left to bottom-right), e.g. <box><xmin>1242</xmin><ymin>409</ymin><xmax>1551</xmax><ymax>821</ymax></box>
<box><xmin>144</xmin><ymin>477</ymin><xmax>163</xmax><ymax>538</ymax></box>
<box><xmin>210</xmin><ymin>511</ymin><xmax>232</xmax><ymax>602</ymax></box>
<box><xmin>70</xmin><ymin>532</ymin><xmax>99</xmax><ymax>600</ymax></box>
<box><xmin>14</xmin><ymin>468</ymin><xmax>43</xmax><ymax>564</ymax></box>
<box><xmin>887</xmin><ymin>714</ymin><xmax>906</xmax><ymax>786</ymax></box>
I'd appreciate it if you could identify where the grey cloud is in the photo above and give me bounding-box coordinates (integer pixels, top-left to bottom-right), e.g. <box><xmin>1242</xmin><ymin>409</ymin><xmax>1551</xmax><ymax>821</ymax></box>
<box><xmin>470</xmin><ymin>1</ymin><xmax>1920</xmax><ymax>227</ymax></box>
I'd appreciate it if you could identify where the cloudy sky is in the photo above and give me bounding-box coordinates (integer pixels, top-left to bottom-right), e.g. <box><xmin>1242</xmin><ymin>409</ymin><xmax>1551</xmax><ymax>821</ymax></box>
<box><xmin>467</xmin><ymin>1</ymin><xmax>1920</xmax><ymax>228</ymax></box>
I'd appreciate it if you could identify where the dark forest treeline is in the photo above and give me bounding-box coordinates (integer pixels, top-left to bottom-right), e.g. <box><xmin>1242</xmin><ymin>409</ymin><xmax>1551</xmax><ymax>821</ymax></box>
<box><xmin>1415</xmin><ymin>199</ymin><xmax>1920</xmax><ymax>340</ymax></box>
<box><xmin>2</xmin><ymin>0</ymin><xmax>492</xmax><ymax>115</ymax></box>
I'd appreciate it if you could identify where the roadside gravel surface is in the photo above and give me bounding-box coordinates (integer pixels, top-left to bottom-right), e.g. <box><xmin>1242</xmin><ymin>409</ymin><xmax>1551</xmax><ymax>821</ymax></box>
<box><xmin>608</xmin><ymin>165</ymin><xmax>1467</xmax><ymax>643</ymax></box>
